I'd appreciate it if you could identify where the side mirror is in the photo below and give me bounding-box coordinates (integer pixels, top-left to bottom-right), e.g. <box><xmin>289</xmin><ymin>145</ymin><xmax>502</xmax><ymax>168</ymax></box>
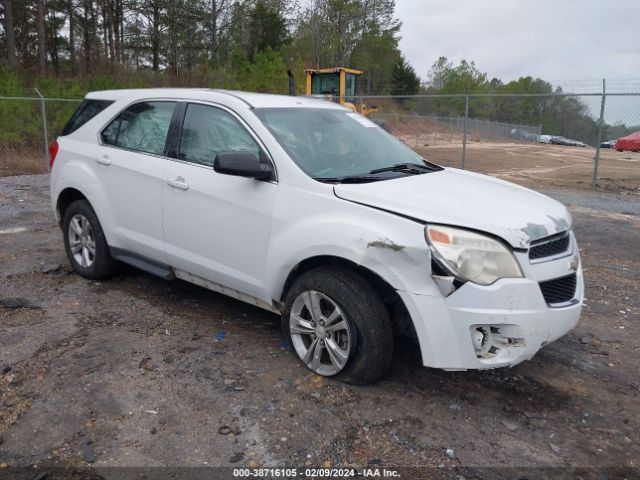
<box><xmin>213</xmin><ymin>152</ymin><xmax>274</xmax><ymax>180</ymax></box>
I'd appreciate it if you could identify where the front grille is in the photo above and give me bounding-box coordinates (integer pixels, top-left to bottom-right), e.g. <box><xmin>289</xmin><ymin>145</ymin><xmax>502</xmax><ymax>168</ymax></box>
<box><xmin>529</xmin><ymin>232</ymin><xmax>570</xmax><ymax>260</ymax></box>
<box><xmin>539</xmin><ymin>274</ymin><xmax>577</xmax><ymax>305</ymax></box>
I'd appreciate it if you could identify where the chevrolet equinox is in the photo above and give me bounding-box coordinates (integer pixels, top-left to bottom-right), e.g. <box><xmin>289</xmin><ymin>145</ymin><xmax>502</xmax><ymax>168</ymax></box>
<box><xmin>50</xmin><ymin>89</ymin><xmax>583</xmax><ymax>384</ymax></box>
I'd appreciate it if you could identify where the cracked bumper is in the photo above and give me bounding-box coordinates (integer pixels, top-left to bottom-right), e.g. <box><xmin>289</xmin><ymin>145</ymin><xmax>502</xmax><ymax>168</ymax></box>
<box><xmin>398</xmin><ymin>267</ymin><xmax>583</xmax><ymax>370</ymax></box>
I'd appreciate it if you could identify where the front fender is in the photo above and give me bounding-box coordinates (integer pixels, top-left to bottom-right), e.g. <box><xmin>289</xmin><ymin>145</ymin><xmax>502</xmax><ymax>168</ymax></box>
<box><xmin>265</xmin><ymin>188</ymin><xmax>441</xmax><ymax>301</ymax></box>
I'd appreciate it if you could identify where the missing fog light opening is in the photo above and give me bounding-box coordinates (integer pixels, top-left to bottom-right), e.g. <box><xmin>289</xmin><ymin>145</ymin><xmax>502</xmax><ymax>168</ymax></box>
<box><xmin>470</xmin><ymin>325</ymin><xmax>525</xmax><ymax>360</ymax></box>
<box><xmin>472</xmin><ymin>326</ymin><xmax>497</xmax><ymax>358</ymax></box>
<box><xmin>471</xmin><ymin>328</ymin><xmax>486</xmax><ymax>351</ymax></box>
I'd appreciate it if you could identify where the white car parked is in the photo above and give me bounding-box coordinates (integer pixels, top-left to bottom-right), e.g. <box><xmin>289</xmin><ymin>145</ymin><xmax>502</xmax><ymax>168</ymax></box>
<box><xmin>50</xmin><ymin>89</ymin><xmax>583</xmax><ymax>384</ymax></box>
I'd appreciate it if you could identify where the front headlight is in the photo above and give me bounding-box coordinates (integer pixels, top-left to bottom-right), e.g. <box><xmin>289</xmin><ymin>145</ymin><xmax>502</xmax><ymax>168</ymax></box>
<box><xmin>426</xmin><ymin>225</ymin><xmax>523</xmax><ymax>285</ymax></box>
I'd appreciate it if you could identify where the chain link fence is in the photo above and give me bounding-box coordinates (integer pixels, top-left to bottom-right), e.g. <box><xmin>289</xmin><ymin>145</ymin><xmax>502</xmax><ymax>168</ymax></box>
<box><xmin>372</xmin><ymin>113</ymin><xmax>541</xmax><ymax>147</ymax></box>
<box><xmin>0</xmin><ymin>95</ymin><xmax>81</xmax><ymax>177</ymax></box>
<box><xmin>365</xmin><ymin>92</ymin><xmax>640</xmax><ymax>194</ymax></box>
<box><xmin>1</xmin><ymin>90</ymin><xmax>639</xmax><ymax>194</ymax></box>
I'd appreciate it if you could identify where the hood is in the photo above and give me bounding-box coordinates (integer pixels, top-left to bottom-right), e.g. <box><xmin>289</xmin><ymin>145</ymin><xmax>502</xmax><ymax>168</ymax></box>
<box><xmin>333</xmin><ymin>168</ymin><xmax>571</xmax><ymax>249</ymax></box>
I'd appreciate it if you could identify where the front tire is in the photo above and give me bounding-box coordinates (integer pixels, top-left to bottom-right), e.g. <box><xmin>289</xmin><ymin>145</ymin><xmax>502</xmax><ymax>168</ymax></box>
<box><xmin>62</xmin><ymin>199</ymin><xmax>117</xmax><ymax>279</ymax></box>
<box><xmin>281</xmin><ymin>267</ymin><xmax>394</xmax><ymax>385</ymax></box>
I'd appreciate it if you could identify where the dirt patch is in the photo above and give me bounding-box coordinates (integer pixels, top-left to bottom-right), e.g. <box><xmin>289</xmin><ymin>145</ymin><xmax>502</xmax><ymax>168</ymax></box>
<box><xmin>410</xmin><ymin>141</ymin><xmax>640</xmax><ymax>196</ymax></box>
<box><xmin>0</xmin><ymin>149</ymin><xmax>47</xmax><ymax>177</ymax></box>
<box><xmin>0</xmin><ymin>175</ymin><xmax>639</xmax><ymax>471</ymax></box>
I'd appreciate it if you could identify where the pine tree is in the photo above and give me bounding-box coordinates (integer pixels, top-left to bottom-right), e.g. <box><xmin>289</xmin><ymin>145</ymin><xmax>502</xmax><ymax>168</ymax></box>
<box><xmin>390</xmin><ymin>56</ymin><xmax>420</xmax><ymax>96</ymax></box>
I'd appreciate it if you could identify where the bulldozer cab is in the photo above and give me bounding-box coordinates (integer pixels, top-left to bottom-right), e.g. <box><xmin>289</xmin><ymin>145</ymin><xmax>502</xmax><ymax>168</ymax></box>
<box><xmin>304</xmin><ymin>67</ymin><xmax>377</xmax><ymax>116</ymax></box>
<box><xmin>305</xmin><ymin>67</ymin><xmax>360</xmax><ymax>104</ymax></box>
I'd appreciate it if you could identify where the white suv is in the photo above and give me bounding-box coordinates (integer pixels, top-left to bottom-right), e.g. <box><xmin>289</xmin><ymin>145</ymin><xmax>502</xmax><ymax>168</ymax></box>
<box><xmin>50</xmin><ymin>89</ymin><xmax>583</xmax><ymax>384</ymax></box>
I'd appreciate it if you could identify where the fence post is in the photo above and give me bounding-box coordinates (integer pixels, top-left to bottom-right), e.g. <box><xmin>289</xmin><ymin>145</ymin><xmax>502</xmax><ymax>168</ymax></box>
<box><xmin>591</xmin><ymin>79</ymin><xmax>606</xmax><ymax>190</ymax></box>
<box><xmin>461</xmin><ymin>92</ymin><xmax>469</xmax><ymax>169</ymax></box>
<box><xmin>35</xmin><ymin>88</ymin><xmax>49</xmax><ymax>171</ymax></box>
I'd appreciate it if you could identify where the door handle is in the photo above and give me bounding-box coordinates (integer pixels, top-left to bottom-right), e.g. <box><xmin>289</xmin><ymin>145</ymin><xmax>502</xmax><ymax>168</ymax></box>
<box><xmin>166</xmin><ymin>177</ymin><xmax>189</xmax><ymax>190</ymax></box>
<box><xmin>96</xmin><ymin>154</ymin><xmax>111</xmax><ymax>166</ymax></box>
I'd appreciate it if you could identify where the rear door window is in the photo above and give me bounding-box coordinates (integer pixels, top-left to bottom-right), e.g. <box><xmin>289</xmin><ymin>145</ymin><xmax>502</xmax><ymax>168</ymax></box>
<box><xmin>101</xmin><ymin>101</ymin><xmax>176</xmax><ymax>156</ymax></box>
<box><xmin>61</xmin><ymin>99</ymin><xmax>113</xmax><ymax>136</ymax></box>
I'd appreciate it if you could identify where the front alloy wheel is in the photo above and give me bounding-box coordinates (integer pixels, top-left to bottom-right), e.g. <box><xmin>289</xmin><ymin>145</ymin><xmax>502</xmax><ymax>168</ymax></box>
<box><xmin>289</xmin><ymin>290</ymin><xmax>353</xmax><ymax>376</ymax></box>
<box><xmin>281</xmin><ymin>267</ymin><xmax>394</xmax><ymax>385</ymax></box>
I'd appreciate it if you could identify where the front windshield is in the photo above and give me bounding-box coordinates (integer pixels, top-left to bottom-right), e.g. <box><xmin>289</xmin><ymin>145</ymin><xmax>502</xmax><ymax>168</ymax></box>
<box><xmin>254</xmin><ymin>108</ymin><xmax>433</xmax><ymax>180</ymax></box>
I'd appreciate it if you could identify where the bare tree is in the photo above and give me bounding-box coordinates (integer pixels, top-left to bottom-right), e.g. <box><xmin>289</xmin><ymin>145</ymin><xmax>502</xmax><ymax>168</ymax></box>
<box><xmin>47</xmin><ymin>6</ymin><xmax>60</xmax><ymax>73</ymax></box>
<box><xmin>117</xmin><ymin>0</ymin><xmax>123</xmax><ymax>63</ymax></box>
<box><xmin>106</xmin><ymin>0</ymin><xmax>115</xmax><ymax>64</ymax></box>
<box><xmin>83</xmin><ymin>0</ymin><xmax>92</xmax><ymax>73</ymax></box>
<box><xmin>3</xmin><ymin>0</ymin><xmax>17</xmax><ymax>68</ymax></box>
<box><xmin>91</xmin><ymin>0</ymin><xmax>100</xmax><ymax>65</ymax></box>
<box><xmin>69</xmin><ymin>0</ymin><xmax>77</xmax><ymax>74</ymax></box>
<box><xmin>112</xmin><ymin>0</ymin><xmax>122</xmax><ymax>64</ymax></box>
<box><xmin>210</xmin><ymin>0</ymin><xmax>228</xmax><ymax>63</ymax></box>
<box><xmin>36</xmin><ymin>0</ymin><xmax>46</xmax><ymax>74</ymax></box>
<box><xmin>152</xmin><ymin>0</ymin><xmax>160</xmax><ymax>70</ymax></box>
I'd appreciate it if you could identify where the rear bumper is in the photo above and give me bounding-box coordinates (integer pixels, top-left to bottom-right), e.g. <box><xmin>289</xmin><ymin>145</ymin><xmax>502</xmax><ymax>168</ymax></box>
<box><xmin>399</xmin><ymin>267</ymin><xmax>583</xmax><ymax>370</ymax></box>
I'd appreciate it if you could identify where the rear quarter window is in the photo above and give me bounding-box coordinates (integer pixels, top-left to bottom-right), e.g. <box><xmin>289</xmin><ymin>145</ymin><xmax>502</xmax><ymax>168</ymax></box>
<box><xmin>100</xmin><ymin>101</ymin><xmax>176</xmax><ymax>156</ymax></box>
<box><xmin>61</xmin><ymin>99</ymin><xmax>114</xmax><ymax>136</ymax></box>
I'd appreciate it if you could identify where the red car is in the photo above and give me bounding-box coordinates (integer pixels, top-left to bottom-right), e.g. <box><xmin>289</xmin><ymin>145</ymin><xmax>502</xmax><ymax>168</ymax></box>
<box><xmin>615</xmin><ymin>131</ymin><xmax>640</xmax><ymax>152</ymax></box>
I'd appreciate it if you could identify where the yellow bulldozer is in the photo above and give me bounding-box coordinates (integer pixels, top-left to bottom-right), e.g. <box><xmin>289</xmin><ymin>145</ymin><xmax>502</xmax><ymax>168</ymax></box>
<box><xmin>287</xmin><ymin>67</ymin><xmax>377</xmax><ymax>116</ymax></box>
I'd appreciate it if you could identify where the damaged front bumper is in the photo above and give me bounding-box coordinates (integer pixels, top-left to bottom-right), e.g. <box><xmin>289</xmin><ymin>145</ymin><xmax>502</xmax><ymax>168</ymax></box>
<box><xmin>399</xmin><ymin>246</ymin><xmax>584</xmax><ymax>370</ymax></box>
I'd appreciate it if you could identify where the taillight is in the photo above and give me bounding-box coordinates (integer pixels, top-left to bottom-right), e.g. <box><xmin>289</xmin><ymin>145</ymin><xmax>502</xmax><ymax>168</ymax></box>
<box><xmin>49</xmin><ymin>140</ymin><xmax>59</xmax><ymax>169</ymax></box>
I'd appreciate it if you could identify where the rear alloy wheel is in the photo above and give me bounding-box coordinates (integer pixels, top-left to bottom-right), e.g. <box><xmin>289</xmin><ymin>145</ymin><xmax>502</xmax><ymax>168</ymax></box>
<box><xmin>282</xmin><ymin>267</ymin><xmax>394</xmax><ymax>384</ymax></box>
<box><xmin>68</xmin><ymin>214</ymin><xmax>96</xmax><ymax>268</ymax></box>
<box><xmin>289</xmin><ymin>290</ymin><xmax>353</xmax><ymax>376</ymax></box>
<box><xmin>62</xmin><ymin>199</ymin><xmax>117</xmax><ymax>279</ymax></box>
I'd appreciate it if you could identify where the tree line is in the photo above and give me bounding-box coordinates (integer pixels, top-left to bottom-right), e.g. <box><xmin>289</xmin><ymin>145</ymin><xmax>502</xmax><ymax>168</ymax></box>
<box><xmin>0</xmin><ymin>0</ymin><xmax>421</xmax><ymax>96</ymax></box>
<box><xmin>1</xmin><ymin>2</ymin><xmax>635</xmax><ymax>145</ymax></box>
<box><xmin>417</xmin><ymin>57</ymin><xmax>638</xmax><ymax>145</ymax></box>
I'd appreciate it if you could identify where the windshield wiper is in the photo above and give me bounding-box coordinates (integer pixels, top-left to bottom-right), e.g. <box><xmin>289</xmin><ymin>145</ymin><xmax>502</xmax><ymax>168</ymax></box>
<box><xmin>368</xmin><ymin>162</ymin><xmax>442</xmax><ymax>175</ymax></box>
<box><xmin>314</xmin><ymin>162</ymin><xmax>442</xmax><ymax>183</ymax></box>
<box><xmin>314</xmin><ymin>175</ymin><xmax>384</xmax><ymax>184</ymax></box>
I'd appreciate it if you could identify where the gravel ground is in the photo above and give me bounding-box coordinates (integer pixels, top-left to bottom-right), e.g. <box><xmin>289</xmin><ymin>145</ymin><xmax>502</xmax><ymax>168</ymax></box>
<box><xmin>0</xmin><ymin>174</ymin><xmax>639</xmax><ymax>477</ymax></box>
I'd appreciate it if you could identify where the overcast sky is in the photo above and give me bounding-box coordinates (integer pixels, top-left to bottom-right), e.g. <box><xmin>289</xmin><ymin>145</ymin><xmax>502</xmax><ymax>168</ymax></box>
<box><xmin>395</xmin><ymin>0</ymin><xmax>640</xmax><ymax>91</ymax></box>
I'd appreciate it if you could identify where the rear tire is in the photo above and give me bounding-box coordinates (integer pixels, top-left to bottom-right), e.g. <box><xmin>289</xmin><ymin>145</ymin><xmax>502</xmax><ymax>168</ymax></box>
<box><xmin>281</xmin><ymin>266</ymin><xmax>394</xmax><ymax>385</ymax></box>
<box><xmin>62</xmin><ymin>199</ymin><xmax>117</xmax><ymax>279</ymax></box>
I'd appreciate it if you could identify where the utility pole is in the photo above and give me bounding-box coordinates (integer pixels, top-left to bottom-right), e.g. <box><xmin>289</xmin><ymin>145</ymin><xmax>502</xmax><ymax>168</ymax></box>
<box><xmin>461</xmin><ymin>86</ymin><xmax>469</xmax><ymax>169</ymax></box>
<box><xmin>592</xmin><ymin>79</ymin><xmax>606</xmax><ymax>190</ymax></box>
